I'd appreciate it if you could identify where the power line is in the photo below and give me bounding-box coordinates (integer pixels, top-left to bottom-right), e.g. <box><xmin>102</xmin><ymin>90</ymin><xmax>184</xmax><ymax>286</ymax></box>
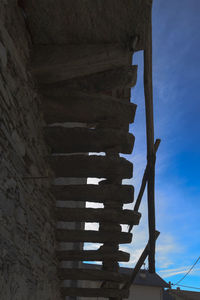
<box><xmin>173</xmin><ymin>256</ymin><xmax>200</xmax><ymax>286</ymax></box>
<box><xmin>175</xmin><ymin>284</ymin><xmax>200</xmax><ymax>290</ymax></box>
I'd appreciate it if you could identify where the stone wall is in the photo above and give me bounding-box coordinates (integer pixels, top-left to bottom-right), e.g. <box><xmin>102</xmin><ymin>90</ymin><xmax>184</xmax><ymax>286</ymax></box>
<box><xmin>0</xmin><ymin>2</ymin><xmax>61</xmax><ymax>299</ymax></box>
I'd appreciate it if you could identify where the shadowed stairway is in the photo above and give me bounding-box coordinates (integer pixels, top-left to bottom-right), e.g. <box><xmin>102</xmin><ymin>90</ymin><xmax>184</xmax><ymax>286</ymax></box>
<box><xmin>23</xmin><ymin>1</ymin><xmax>153</xmax><ymax>298</ymax></box>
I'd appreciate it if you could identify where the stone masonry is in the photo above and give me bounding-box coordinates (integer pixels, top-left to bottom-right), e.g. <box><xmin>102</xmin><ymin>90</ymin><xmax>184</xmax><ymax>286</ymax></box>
<box><xmin>0</xmin><ymin>2</ymin><xmax>61</xmax><ymax>299</ymax></box>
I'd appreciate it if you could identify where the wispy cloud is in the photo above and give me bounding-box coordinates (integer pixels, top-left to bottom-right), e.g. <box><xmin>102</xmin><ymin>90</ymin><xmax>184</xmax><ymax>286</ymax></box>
<box><xmin>156</xmin><ymin>233</ymin><xmax>182</xmax><ymax>269</ymax></box>
<box><xmin>159</xmin><ymin>266</ymin><xmax>200</xmax><ymax>279</ymax></box>
<box><xmin>84</xmin><ymin>242</ymin><xmax>103</xmax><ymax>251</ymax></box>
<box><xmin>83</xmin><ymin>3</ymin><xmax>200</xmax><ymax>288</ymax></box>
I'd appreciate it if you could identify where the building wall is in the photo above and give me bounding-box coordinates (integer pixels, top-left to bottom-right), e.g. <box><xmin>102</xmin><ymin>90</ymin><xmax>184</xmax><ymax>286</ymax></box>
<box><xmin>80</xmin><ymin>280</ymin><xmax>163</xmax><ymax>300</ymax></box>
<box><xmin>129</xmin><ymin>285</ymin><xmax>163</xmax><ymax>300</ymax></box>
<box><xmin>0</xmin><ymin>2</ymin><xmax>61</xmax><ymax>299</ymax></box>
<box><xmin>166</xmin><ymin>289</ymin><xmax>200</xmax><ymax>300</ymax></box>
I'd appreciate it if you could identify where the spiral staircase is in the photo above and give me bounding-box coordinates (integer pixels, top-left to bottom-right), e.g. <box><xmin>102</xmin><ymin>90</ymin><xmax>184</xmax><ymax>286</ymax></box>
<box><xmin>23</xmin><ymin>1</ymin><xmax>153</xmax><ymax>298</ymax></box>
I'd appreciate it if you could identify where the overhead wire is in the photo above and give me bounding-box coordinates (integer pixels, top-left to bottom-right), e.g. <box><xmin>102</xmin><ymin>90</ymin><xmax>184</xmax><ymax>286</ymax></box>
<box><xmin>175</xmin><ymin>284</ymin><xmax>200</xmax><ymax>290</ymax></box>
<box><xmin>172</xmin><ymin>256</ymin><xmax>200</xmax><ymax>286</ymax></box>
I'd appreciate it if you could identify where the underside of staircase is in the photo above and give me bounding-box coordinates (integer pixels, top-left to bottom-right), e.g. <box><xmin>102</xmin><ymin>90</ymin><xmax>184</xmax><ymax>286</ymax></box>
<box><xmin>22</xmin><ymin>1</ymin><xmax>153</xmax><ymax>298</ymax></box>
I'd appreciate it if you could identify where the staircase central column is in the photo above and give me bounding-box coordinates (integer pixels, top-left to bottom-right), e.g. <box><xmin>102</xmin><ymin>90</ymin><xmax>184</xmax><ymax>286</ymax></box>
<box><xmin>98</xmin><ymin>152</ymin><xmax>123</xmax><ymax>299</ymax></box>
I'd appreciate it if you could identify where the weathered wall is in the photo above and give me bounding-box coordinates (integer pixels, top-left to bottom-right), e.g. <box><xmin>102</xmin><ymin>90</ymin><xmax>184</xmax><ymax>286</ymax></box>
<box><xmin>0</xmin><ymin>2</ymin><xmax>61</xmax><ymax>299</ymax></box>
<box><xmin>80</xmin><ymin>281</ymin><xmax>163</xmax><ymax>300</ymax></box>
<box><xmin>129</xmin><ymin>285</ymin><xmax>163</xmax><ymax>300</ymax></box>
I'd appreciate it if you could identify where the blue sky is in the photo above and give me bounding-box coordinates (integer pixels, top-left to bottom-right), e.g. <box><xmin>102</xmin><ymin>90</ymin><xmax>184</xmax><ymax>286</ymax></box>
<box><xmin>125</xmin><ymin>0</ymin><xmax>200</xmax><ymax>291</ymax></box>
<box><xmin>86</xmin><ymin>0</ymin><xmax>200</xmax><ymax>292</ymax></box>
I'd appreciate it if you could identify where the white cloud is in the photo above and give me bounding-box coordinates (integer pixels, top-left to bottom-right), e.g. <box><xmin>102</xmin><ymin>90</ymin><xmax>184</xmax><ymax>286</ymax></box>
<box><xmin>159</xmin><ymin>266</ymin><xmax>200</xmax><ymax>279</ymax></box>
<box><xmin>156</xmin><ymin>233</ymin><xmax>182</xmax><ymax>269</ymax></box>
<box><xmin>84</xmin><ymin>242</ymin><xmax>103</xmax><ymax>251</ymax></box>
<box><xmin>84</xmin><ymin>222</ymin><xmax>99</xmax><ymax>231</ymax></box>
<box><xmin>81</xmin><ymin>16</ymin><xmax>198</xmax><ymax>274</ymax></box>
<box><xmin>86</xmin><ymin>202</ymin><xmax>103</xmax><ymax>209</ymax></box>
<box><xmin>87</xmin><ymin>177</ymin><xmax>103</xmax><ymax>185</ymax></box>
